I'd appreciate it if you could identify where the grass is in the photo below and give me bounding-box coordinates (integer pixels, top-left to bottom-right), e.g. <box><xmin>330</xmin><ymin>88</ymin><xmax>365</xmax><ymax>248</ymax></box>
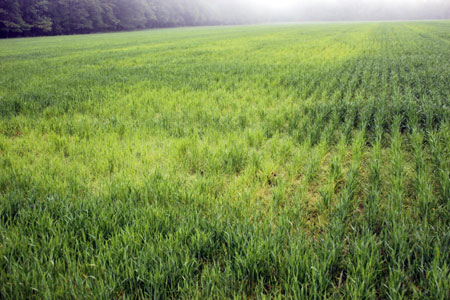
<box><xmin>0</xmin><ymin>21</ymin><xmax>449</xmax><ymax>299</ymax></box>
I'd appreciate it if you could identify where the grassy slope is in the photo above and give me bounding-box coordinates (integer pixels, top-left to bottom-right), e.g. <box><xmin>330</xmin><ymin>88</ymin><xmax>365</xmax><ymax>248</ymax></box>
<box><xmin>0</xmin><ymin>21</ymin><xmax>449</xmax><ymax>299</ymax></box>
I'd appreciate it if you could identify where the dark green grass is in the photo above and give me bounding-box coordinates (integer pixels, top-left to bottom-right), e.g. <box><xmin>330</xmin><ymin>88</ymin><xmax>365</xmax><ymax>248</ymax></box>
<box><xmin>0</xmin><ymin>21</ymin><xmax>449</xmax><ymax>299</ymax></box>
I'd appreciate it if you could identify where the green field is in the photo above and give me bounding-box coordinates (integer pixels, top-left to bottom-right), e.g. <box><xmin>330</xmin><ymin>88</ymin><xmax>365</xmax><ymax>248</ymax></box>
<box><xmin>1</xmin><ymin>21</ymin><xmax>449</xmax><ymax>299</ymax></box>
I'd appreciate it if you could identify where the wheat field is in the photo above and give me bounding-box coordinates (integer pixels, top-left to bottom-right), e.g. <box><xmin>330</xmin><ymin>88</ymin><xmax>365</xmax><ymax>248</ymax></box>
<box><xmin>0</xmin><ymin>21</ymin><xmax>449</xmax><ymax>299</ymax></box>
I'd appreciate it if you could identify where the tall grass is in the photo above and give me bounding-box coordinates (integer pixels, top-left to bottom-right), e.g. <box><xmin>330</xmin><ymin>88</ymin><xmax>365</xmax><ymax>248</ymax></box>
<box><xmin>0</xmin><ymin>21</ymin><xmax>449</xmax><ymax>298</ymax></box>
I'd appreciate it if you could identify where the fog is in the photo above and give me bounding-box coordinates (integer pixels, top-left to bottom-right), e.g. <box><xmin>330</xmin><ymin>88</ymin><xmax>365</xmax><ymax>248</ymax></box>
<box><xmin>210</xmin><ymin>0</ymin><xmax>450</xmax><ymax>22</ymax></box>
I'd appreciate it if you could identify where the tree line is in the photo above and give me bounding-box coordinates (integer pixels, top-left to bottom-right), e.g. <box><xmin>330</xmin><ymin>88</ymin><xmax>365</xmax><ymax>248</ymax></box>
<box><xmin>1</xmin><ymin>0</ymin><xmax>449</xmax><ymax>38</ymax></box>
<box><xmin>0</xmin><ymin>0</ymin><xmax>257</xmax><ymax>38</ymax></box>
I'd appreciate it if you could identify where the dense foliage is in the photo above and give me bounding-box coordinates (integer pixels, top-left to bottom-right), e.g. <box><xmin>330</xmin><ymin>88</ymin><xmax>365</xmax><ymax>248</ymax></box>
<box><xmin>1</xmin><ymin>0</ymin><xmax>450</xmax><ymax>38</ymax></box>
<box><xmin>0</xmin><ymin>0</ymin><xmax>254</xmax><ymax>38</ymax></box>
<box><xmin>0</xmin><ymin>21</ymin><xmax>449</xmax><ymax>298</ymax></box>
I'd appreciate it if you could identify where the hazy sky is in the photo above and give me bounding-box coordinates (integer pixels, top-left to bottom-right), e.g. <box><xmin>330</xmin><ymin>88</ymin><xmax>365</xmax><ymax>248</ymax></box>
<box><xmin>248</xmin><ymin>0</ymin><xmax>437</xmax><ymax>10</ymax></box>
<box><xmin>250</xmin><ymin>0</ymin><xmax>299</xmax><ymax>11</ymax></box>
<box><xmin>250</xmin><ymin>0</ymin><xmax>432</xmax><ymax>7</ymax></box>
<box><xmin>237</xmin><ymin>0</ymin><xmax>450</xmax><ymax>21</ymax></box>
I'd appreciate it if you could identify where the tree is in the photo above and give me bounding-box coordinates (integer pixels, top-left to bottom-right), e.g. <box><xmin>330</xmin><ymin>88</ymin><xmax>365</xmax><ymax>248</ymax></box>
<box><xmin>0</xmin><ymin>0</ymin><xmax>27</xmax><ymax>37</ymax></box>
<box><xmin>67</xmin><ymin>0</ymin><xmax>93</xmax><ymax>33</ymax></box>
<box><xmin>113</xmin><ymin>0</ymin><xmax>148</xmax><ymax>30</ymax></box>
<box><xmin>20</xmin><ymin>0</ymin><xmax>52</xmax><ymax>35</ymax></box>
<box><xmin>99</xmin><ymin>0</ymin><xmax>119</xmax><ymax>31</ymax></box>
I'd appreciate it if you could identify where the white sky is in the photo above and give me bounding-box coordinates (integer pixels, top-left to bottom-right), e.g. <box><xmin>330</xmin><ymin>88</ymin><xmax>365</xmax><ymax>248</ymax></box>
<box><xmin>235</xmin><ymin>0</ymin><xmax>448</xmax><ymax>20</ymax></box>
<box><xmin>248</xmin><ymin>0</ymin><xmax>299</xmax><ymax>11</ymax></box>
<box><xmin>247</xmin><ymin>0</ymin><xmax>433</xmax><ymax>11</ymax></box>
